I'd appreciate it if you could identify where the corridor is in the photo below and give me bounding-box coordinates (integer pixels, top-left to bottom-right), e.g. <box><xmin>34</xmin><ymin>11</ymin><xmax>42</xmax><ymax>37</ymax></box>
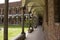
<box><xmin>25</xmin><ymin>26</ymin><xmax>45</xmax><ymax>40</ymax></box>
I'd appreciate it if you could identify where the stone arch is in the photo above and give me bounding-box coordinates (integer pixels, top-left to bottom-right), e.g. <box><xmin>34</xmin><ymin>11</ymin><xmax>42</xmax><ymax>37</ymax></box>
<box><xmin>26</xmin><ymin>2</ymin><xmax>40</xmax><ymax>12</ymax></box>
<box><xmin>31</xmin><ymin>7</ymin><xmax>43</xmax><ymax>25</ymax></box>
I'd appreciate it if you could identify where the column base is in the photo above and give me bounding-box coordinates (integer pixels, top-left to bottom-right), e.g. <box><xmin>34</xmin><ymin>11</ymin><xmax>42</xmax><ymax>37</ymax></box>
<box><xmin>28</xmin><ymin>28</ymin><xmax>34</xmax><ymax>33</ymax></box>
<box><xmin>15</xmin><ymin>33</ymin><xmax>26</xmax><ymax>40</ymax></box>
<box><xmin>34</xmin><ymin>26</ymin><xmax>37</xmax><ymax>28</ymax></box>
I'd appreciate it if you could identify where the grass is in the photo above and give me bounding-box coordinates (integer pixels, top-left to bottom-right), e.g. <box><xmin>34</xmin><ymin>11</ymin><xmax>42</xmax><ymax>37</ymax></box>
<box><xmin>0</xmin><ymin>24</ymin><xmax>28</xmax><ymax>40</ymax></box>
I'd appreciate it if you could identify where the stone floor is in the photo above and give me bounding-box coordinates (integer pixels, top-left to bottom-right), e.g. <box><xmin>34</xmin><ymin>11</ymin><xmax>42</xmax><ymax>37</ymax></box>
<box><xmin>25</xmin><ymin>26</ymin><xmax>45</xmax><ymax>40</ymax></box>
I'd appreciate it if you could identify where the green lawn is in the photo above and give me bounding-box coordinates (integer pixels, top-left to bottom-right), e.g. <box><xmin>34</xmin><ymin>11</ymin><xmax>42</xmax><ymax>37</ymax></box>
<box><xmin>0</xmin><ymin>25</ymin><xmax>28</xmax><ymax>40</ymax></box>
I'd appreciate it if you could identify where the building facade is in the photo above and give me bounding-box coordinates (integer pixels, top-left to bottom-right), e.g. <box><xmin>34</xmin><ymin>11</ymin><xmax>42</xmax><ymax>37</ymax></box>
<box><xmin>0</xmin><ymin>1</ymin><xmax>25</xmax><ymax>24</ymax></box>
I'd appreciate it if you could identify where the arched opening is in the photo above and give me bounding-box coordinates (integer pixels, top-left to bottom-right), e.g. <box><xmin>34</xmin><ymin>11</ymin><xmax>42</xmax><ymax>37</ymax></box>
<box><xmin>37</xmin><ymin>15</ymin><xmax>43</xmax><ymax>25</ymax></box>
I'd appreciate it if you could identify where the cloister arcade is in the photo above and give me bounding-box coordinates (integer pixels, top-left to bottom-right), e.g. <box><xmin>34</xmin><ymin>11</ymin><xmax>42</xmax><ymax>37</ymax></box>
<box><xmin>1</xmin><ymin>0</ymin><xmax>60</xmax><ymax>40</ymax></box>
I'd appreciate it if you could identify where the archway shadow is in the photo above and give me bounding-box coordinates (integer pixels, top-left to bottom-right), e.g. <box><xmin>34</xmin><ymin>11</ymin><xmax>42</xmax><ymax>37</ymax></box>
<box><xmin>37</xmin><ymin>15</ymin><xmax>43</xmax><ymax>26</ymax></box>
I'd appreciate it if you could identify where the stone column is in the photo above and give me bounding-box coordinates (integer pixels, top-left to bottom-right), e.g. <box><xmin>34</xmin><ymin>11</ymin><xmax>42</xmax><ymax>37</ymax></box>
<box><xmin>28</xmin><ymin>12</ymin><xmax>31</xmax><ymax>32</ymax></box>
<box><xmin>43</xmin><ymin>0</ymin><xmax>48</xmax><ymax>40</ymax></box>
<box><xmin>21</xmin><ymin>7</ymin><xmax>25</xmax><ymax>34</ymax></box>
<box><xmin>28</xmin><ymin>12</ymin><xmax>33</xmax><ymax>33</ymax></box>
<box><xmin>31</xmin><ymin>14</ymin><xmax>34</xmax><ymax>30</ymax></box>
<box><xmin>47</xmin><ymin>0</ymin><xmax>56</xmax><ymax>40</ymax></box>
<box><xmin>4</xmin><ymin>0</ymin><xmax>9</xmax><ymax>40</ymax></box>
<box><xmin>17</xmin><ymin>7</ymin><xmax>26</xmax><ymax>40</ymax></box>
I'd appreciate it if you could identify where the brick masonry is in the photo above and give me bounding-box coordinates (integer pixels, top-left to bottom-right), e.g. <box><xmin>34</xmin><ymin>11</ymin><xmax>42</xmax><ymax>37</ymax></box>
<box><xmin>43</xmin><ymin>0</ymin><xmax>60</xmax><ymax>40</ymax></box>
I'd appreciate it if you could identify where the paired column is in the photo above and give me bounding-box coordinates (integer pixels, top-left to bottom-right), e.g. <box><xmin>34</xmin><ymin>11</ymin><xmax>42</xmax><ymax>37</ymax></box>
<box><xmin>28</xmin><ymin>12</ymin><xmax>34</xmax><ymax>33</ymax></box>
<box><xmin>28</xmin><ymin>12</ymin><xmax>31</xmax><ymax>31</ymax></box>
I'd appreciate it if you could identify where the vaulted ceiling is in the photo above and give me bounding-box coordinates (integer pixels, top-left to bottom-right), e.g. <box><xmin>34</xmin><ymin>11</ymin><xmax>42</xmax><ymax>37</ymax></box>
<box><xmin>22</xmin><ymin>0</ymin><xmax>45</xmax><ymax>16</ymax></box>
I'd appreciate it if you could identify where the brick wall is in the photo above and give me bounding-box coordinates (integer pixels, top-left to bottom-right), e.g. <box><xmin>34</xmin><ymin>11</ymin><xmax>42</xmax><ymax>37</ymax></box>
<box><xmin>43</xmin><ymin>0</ymin><xmax>60</xmax><ymax>40</ymax></box>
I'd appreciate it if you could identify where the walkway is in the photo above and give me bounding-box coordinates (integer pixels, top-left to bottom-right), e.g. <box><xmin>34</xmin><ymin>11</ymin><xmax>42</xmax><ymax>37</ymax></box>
<box><xmin>25</xmin><ymin>26</ymin><xmax>45</xmax><ymax>40</ymax></box>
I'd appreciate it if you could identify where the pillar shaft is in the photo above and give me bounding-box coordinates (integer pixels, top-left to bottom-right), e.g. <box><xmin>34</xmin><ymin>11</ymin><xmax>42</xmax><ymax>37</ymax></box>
<box><xmin>4</xmin><ymin>0</ymin><xmax>9</xmax><ymax>40</ymax></box>
<box><xmin>43</xmin><ymin>0</ymin><xmax>48</xmax><ymax>40</ymax></box>
<box><xmin>46</xmin><ymin>0</ymin><xmax>59</xmax><ymax>40</ymax></box>
<box><xmin>21</xmin><ymin>7</ymin><xmax>25</xmax><ymax>34</ymax></box>
<box><xmin>29</xmin><ymin>13</ymin><xmax>30</xmax><ymax>29</ymax></box>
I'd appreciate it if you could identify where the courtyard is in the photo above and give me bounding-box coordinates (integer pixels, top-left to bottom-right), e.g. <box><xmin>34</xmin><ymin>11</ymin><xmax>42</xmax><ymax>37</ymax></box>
<box><xmin>0</xmin><ymin>25</ymin><xmax>28</xmax><ymax>40</ymax></box>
